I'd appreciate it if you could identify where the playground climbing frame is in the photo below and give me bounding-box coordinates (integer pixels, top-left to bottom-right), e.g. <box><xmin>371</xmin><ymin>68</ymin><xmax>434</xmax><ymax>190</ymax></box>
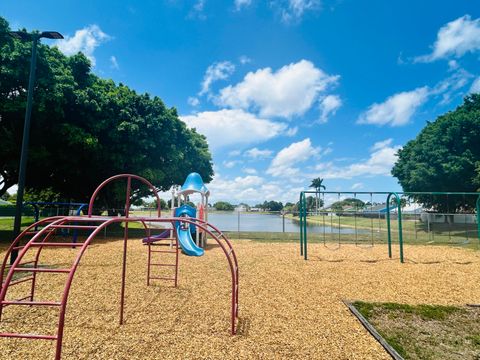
<box><xmin>0</xmin><ymin>174</ymin><xmax>239</xmax><ymax>359</ymax></box>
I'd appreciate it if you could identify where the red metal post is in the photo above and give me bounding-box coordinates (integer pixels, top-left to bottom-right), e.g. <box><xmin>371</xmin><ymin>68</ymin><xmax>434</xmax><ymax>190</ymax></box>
<box><xmin>174</xmin><ymin>224</ymin><xmax>179</xmax><ymax>288</ymax></box>
<box><xmin>147</xmin><ymin>243</ymin><xmax>151</xmax><ymax>286</ymax></box>
<box><xmin>119</xmin><ymin>176</ymin><xmax>131</xmax><ymax>325</ymax></box>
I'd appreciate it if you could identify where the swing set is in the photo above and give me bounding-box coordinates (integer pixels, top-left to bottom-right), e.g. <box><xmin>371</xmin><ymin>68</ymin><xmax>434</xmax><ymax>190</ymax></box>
<box><xmin>299</xmin><ymin>191</ymin><xmax>480</xmax><ymax>263</ymax></box>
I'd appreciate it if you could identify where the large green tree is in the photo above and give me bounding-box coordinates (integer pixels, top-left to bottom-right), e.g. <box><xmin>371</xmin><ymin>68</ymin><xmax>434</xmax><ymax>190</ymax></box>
<box><xmin>261</xmin><ymin>200</ymin><xmax>283</xmax><ymax>211</ymax></box>
<box><xmin>213</xmin><ymin>201</ymin><xmax>234</xmax><ymax>211</ymax></box>
<box><xmin>391</xmin><ymin>94</ymin><xmax>480</xmax><ymax>212</ymax></box>
<box><xmin>0</xmin><ymin>18</ymin><xmax>213</xmax><ymax>209</ymax></box>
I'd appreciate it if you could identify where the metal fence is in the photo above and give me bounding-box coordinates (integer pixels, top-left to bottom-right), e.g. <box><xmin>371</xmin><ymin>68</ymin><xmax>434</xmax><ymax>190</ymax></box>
<box><xmin>1</xmin><ymin>204</ymin><xmax>479</xmax><ymax>246</ymax></box>
<box><xmin>299</xmin><ymin>191</ymin><xmax>480</xmax><ymax>262</ymax></box>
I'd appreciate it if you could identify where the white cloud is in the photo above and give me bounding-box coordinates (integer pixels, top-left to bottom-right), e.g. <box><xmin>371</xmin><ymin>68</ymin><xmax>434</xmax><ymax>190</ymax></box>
<box><xmin>217</xmin><ymin>59</ymin><xmax>339</xmax><ymax>119</ymax></box>
<box><xmin>275</xmin><ymin>0</ymin><xmax>321</xmax><ymax>23</ymax></box>
<box><xmin>234</xmin><ymin>0</ymin><xmax>252</xmax><ymax>11</ymax></box>
<box><xmin>188</xmin><ymin>96</ymin><xmax>200</xmax><ymax>106</ymax></box>
<box><xmin>357</xmin><ymin>87</ymin><xmax>429</xmax><ymax>126</ymax></box>
<box><xmin>239</xmin><ymin>55</ymin><xmax>252</xmax><ymax>64</ymax></box>
<box><xmin>323</xmin><ymin>147</ymin><xmax>333</xmax><ymax>156</ymax></box>
<box><xmin>243</xmin><ymin>167</ymin><xmax>257</xmax><ymax>174</ymax></box>
<box><xmin>432</xmin><ymin>68</ymin><xmax>473</xmax><ymax>104</ymax></box>
<box><xmin>351</xmin><ymin>183</ymin><xmax>364</xmax><ymax>190</ymax></box>
<box><xmin>228</xmin><ymin>150</ymin><xmax>242</xmax><ymax>157</ymax></box>
<box><xmin>370</xmin><ymin>138</ymin><xmax>393</xmax><ymax>152</ymax></box>
<box><xmin>267</xmin><ymin>138</ymin><xmax>320</xmax><ymax>177</ymax></box>
<box><xmin>110</xmin><ymin>55</ymin><xmax>119</xmax><ymax>69</ymax></box>
<box><xmin>208</xmin><ymin>174</ymin><xmax>264</xmax><ymax>203</ymax></box>
<box><xmin>208</xmin><ymin>173</ymin><xmax>302</xmax><ymax>204</ymax></box>
<box><xmin>319</xmin><ymin>140</ymin><xmax>401</xmax><ymax>179</ymax></box>
<box><xmin>200</xmin><ymin>61</ymin><xmax>235</xmax><ymax>96</ymax></box>
<box><xmin>470</xmin><ymin>77</ymin><xmax>480</xmax><ymax>94</ymax></box>
<box><xmin>56</xmin><ymin>25</ymin><xmax>111</xmax><ymax>66</ymax></box>
<box><xmin>244</xmin><ymin>147</ymin><xmax>273</xmax><ymax>159</ymax></box>
<box><xmin>181</xmin><ymin>109</ymin><xmax>288</xmax><ymax>149</ymax></box>
<box><xmin>285</xmin><ymin>127</ymin><xmax>298</xmax><ymax>136</ymax></box>
<box><xmin>318</xmin><ymin>94</ymin><xmax>342</xmax><ymax>123</ymax></box>
<box><xmin>415</xmin><ymin>15</ymin><xmax>480</xmax><ymax>62</ymax></box>
<box><xmin>448</xmin><ymin>60</ymin><xmax>459</xmax><ymax>70</ymax></box>
<box><xmin>189</xmin><ymin>0</ymin><xmax>207</xmax><ymax>20</ymax></box>
<box><xmin>223</xmin><ymin>160</ymin><xmax>242</xmax><ymax>168</ymax></box>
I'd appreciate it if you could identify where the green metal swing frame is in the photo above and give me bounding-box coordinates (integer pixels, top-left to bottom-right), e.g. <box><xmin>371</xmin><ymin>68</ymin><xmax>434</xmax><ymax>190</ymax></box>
<box><xmin>299</xmin><ymin>191</ymin><xmax>480</xmax><ymax>263</ymax></box>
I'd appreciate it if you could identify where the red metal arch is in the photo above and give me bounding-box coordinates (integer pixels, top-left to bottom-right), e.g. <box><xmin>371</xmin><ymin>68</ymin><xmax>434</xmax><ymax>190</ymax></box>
<box><xmin>87</xmin><ymin>173</ymin><xmax>162</xmax><ymax>218</ymax></box>
<box><xmin>0</xmin><ymin>174</ymin><xmax>239</xmax><ymax>360</ymax></box>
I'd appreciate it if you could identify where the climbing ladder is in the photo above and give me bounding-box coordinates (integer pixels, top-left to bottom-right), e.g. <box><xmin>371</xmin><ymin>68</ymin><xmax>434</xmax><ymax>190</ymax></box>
<box><xmin>0</xmin><ymin>216</ymin><xmax>110</xmax><ymax>359</ymax></box>
<box><xmin>143</xmin><ymin>228</ymin><xmax>179</xmax><ymax>287</ymax></box>
<box><xmin>142</xmin><ymin>217</ymin><xmax>239</xmax><ymax>334</ymax></box>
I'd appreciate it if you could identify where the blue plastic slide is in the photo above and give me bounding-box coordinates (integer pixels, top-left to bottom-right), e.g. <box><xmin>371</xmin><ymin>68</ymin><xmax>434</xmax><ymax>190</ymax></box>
<box><xmin>175</xmin><ymin>205</ymin><xmax>204</xmax><ymax>257</ymax></box>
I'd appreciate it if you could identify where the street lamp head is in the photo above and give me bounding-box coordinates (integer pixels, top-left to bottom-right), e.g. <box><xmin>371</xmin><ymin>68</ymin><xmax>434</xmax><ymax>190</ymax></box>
<box><xmin>8</xmin><ymin>31</ymin><xmax>64</xmax><ymax>41</ymax></box>
<box><xmin>40</xmin><ymin>31</ymin><xmax>64</xmax><ymax>40</ymax></box>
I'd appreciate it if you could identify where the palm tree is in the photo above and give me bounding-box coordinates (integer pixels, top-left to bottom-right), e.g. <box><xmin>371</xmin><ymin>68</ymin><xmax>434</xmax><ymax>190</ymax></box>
<box><xmin>309</xmin><ymin>178</ymin><xmax>326</xmax><ymax>215</ymax></box>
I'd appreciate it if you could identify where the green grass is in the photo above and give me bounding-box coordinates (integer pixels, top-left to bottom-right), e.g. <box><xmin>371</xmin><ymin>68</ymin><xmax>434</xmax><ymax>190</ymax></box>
<box><xmin>354</xmin><ymin>301</ymin><xmax>462</xmax><ymax>321</ymax></box>
<box><xmin>352</xmin><ymin>301</ymin><xmax>480</xmax><ymax>360</ymax></box>
<box><xmin>383</xmin><ymin>333</ymin><xmax>408</xmax><ymax>358</ymax></box>
<box><xmin>467</xmin><ymin>334</ymin><xmax>480</xmax><ymax>347</ymax></box>
<box><xmin>0</xmin><ymin>216</ymin><xmax>36</xmax><ymax>243</ymax></box>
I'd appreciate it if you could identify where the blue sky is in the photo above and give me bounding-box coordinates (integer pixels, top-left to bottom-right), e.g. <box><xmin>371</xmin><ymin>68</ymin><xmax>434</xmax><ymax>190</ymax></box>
<box><xmin>2</xmin><ymin>0</ymin><xmax>480</xmax><ymax>205</ymax></box>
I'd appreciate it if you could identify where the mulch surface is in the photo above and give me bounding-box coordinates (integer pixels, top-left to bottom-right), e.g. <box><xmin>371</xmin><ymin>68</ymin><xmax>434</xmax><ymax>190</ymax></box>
<box><xmin>1</xmin><ymin>239</ymin><xmax>480</xmax><ymax>359</ymax></box>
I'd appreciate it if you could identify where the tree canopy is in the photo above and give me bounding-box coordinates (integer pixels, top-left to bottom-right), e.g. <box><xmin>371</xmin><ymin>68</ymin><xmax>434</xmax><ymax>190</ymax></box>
<box><xmin>0</xmin><ymin>18</ymin><xmax>213</xmax><ymax>208</ymax></box>
<box><xmin>330</xmin><ymin>198</ymin><xmax>365</xmax><ymax>211</ymax></box>
<box><xmin>213</xmin><ymin>201</ymin><xmax>235</xmax><ymax>211</ymax></box>
<box><xmin>309</xmin><ymin>177</ymin><xmax>325</xmax><ymax>192</ymax></box>
<box><xmin>391</xmin><ymin>94</ymin><xmax>480</xmax><ymax>212</ymax></box>
<box><xmin>262</xmin><ymin>200</ymin><xmax>283</xmax><ymax>211</ymax></box>
<box><xmin>294</xmin><ymin>196</ymin><xmax>320</xmax><ymax>212</ymax></box>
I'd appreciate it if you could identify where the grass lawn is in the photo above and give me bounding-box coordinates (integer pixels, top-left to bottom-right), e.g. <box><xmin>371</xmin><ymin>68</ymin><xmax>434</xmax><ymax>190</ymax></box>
<box><xmin>0</xmin><ymin>217</ymin><xmax>36</xmax><ymax>243</ymax></box>
<box><xmin>352</xmin><ymin>301</ymin><xmax>480</xmax><ymax>359</ymax></box>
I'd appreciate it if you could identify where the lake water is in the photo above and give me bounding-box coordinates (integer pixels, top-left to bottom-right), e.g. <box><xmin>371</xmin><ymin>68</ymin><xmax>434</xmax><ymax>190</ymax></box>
<box><xmin>206</xmin><ymin>212</ymin><xmax>359</xmax><ymax>234</ymax></box>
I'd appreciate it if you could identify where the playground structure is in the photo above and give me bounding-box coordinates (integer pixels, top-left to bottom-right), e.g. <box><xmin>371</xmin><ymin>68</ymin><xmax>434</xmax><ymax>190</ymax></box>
<box><xmin>142</xmin><ymin>172</ymin><xmax>210</xmax><ymax>258</ymax></box>
<box><xmin>174</xmin><ymin>172</ymin><xmax>210</xmax><ymax>255</ymax></box>
<box><xmin>299</xmin><ymin>191</ymin><xmax>480</xmax><ymax>262</ymax></box>
<box><xmin>0</xmin><ymin>174</ymin><xmax>238</xmax><ymax>360</ymax></box>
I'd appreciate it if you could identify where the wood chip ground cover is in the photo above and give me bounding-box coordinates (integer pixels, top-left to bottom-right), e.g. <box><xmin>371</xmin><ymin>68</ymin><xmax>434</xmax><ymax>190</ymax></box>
<box><xmin>1</xmin><ymin>240</ymin><xmax>480</xmax><ymax>359</ymax></box>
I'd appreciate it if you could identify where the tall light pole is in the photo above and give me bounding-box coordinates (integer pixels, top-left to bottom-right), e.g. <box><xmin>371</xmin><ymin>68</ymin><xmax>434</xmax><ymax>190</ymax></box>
<box><xmin>9</xmin><ymin>30</ymin><xmax>64</xmax><ymax>264</ymax></box>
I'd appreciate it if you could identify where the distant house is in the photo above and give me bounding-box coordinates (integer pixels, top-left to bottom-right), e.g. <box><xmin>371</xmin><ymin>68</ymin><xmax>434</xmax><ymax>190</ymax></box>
<box><xmin>235</xmin><ymin>204</ymin><xmax>248</xmax><ymax>212</ymax></box>
<box><xmin>362</xmin><ymin>203</ymin><xmax>396</xmax><ymax>213</ymax></box>
<box><xmin>421</xmin><ymin>213</ymin><xmax>477</xmax><ymax>224</ymax></box>
<box><xmin>250</xmin><ymin>207</ymin><xmax>262</xmax><ymax>212</ymax></box>
<box><xmin>392</xmin><ymin>203</ymin><xmax>424</xmax><ymax>214</ymax></box>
